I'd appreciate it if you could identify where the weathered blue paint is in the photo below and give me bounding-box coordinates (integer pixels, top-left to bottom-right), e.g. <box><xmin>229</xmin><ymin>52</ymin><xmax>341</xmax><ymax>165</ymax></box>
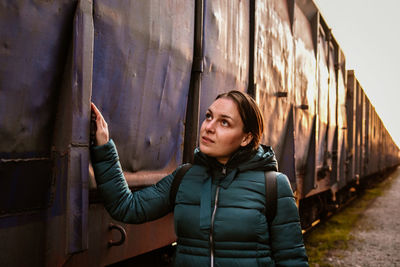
<box><xmin>91</xmin><ymin>0</ymin><xmax>194</xmax><ymax>175</ymax></box>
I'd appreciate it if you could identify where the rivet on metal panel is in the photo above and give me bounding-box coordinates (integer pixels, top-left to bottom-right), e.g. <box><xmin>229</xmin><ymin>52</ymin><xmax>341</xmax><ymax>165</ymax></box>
<box><xmin>145</xmin><ymin>136</ymin><xmax>152</xmax><ymax>146</ymax></box>
<box><xmin>275</xmin><ymin>91</ymin><xmax>288</xmax><ymax>98</ymax></box>
<box><xmin>108</xmin><ymin>223</ymin><xmax>127</xmax><ymax>247</ymax></box>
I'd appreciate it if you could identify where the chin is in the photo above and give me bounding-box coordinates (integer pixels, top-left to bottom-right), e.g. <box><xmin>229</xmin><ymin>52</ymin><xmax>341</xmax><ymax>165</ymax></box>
<box><xmin>199</xmin><ymin>144</ymin><xmax>214</xmax><ymax>157</ymax></box>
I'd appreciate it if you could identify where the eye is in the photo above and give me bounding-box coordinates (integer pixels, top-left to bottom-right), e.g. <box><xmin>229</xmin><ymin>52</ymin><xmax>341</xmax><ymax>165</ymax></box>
<box><xmin>221</xmin><ymin>119</ymin><xmax>229</xmax><ymax>127</ymax></box>
<box><xmin>205</xmin><ymin>112</ymin><xmax>212</xmax><ymax>120</ymax></box>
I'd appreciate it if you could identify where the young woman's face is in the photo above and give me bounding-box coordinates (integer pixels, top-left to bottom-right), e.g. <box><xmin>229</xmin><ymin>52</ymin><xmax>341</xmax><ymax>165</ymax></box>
<box><xmin>199</xmin><ymin>97</ymin><xmax>252</xmax><ymax>164</ymax></box>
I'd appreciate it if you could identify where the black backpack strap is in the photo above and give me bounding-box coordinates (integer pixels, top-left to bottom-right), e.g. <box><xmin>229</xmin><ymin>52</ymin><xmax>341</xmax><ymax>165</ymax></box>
<box><xmin>264</xmin><ymin>171</ymin><xmax>278</xmax><ymax>224</ymax></box>
<box><xmin>169</xmin><ymin>163</ymin><xmax>192</xmax><ymax>209</ymax></box>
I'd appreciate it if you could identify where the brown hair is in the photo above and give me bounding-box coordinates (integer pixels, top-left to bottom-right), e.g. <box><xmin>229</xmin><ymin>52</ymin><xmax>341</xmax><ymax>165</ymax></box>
<box><xmin>216</xmin><ymin>90</ymin><xmax>264</xmax><ymax>150</ymax></box>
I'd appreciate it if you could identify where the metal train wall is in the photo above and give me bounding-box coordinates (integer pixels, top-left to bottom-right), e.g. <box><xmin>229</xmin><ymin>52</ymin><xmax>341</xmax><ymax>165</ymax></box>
<box><xmin>1</xmin><ymin>0</ymin><xmax>399</xmax><ymax>266</ymax></box>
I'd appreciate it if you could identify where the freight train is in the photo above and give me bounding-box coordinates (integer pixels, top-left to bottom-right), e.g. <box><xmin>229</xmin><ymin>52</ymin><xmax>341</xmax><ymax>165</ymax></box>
<box><xmin>1</xmin><ymin>0</ymin><xmax>399</xmax><ymax>266</ymax></box>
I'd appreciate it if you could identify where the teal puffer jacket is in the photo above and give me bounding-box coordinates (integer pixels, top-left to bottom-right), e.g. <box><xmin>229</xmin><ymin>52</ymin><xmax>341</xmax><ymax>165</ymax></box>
<box><xmin>91</xmin><ymin>140</ymin><xmax>308</xmax><ymax>266</ymax></box>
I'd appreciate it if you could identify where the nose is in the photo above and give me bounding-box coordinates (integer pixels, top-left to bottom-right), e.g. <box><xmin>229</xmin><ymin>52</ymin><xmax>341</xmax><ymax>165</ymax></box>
<box><xmin>204</xmin><ymin>119</ymin><xmax>215</xmax><ymax>133</ymax></box>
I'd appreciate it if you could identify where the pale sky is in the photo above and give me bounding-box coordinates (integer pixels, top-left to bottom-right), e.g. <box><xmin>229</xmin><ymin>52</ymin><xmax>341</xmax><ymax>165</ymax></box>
<box><xmin>313</xmin><ymin>0</ymin><xmax>400</xmax><ymax>147</ymax></box>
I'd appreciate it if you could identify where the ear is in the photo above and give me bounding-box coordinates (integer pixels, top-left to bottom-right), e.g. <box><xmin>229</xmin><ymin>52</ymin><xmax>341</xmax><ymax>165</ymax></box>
<box><xmin>240</xmin><ymin>133</ymin><xmax>253</xmax><ymax>147</ymax></box>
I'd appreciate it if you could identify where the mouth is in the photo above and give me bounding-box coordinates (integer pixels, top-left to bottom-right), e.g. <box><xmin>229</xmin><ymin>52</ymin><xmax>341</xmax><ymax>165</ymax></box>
<box><xmin>201</xmin><ymin>136</ymin><xmax>214</xmax><ymax>144</ymax></box>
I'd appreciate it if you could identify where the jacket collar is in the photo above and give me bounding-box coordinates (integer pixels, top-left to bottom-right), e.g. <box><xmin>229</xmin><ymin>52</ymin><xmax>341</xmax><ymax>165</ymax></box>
<box><xmin>193</xmin><ymin>145</ymin><xmax>278</xmax><ymax>189</ymax></box>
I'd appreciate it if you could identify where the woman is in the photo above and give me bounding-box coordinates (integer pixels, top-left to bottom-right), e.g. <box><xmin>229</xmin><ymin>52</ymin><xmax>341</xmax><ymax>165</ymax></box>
<box><xmin>91</xmin><ymin>90</ymin><xmax>308</xmax><ymax>266</ymax></box>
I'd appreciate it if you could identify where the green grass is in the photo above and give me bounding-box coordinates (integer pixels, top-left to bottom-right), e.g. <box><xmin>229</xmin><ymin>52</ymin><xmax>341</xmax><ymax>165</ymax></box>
<box><xmin>303</xmin><ymin>174</ymin><xmax>395</xmax><ymax>267</ymax></box>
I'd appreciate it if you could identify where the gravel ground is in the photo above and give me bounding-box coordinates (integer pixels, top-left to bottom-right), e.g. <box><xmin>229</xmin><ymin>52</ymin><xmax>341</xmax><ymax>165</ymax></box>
<box><xmin>326</xmin><ymin>167</ymin><xmax>400</xmax><ymax>267</ymax></box>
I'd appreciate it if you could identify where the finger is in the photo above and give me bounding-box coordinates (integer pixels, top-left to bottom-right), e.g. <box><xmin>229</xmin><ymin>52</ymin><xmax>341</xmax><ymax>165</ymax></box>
<box><xmin>91</xmin><ymin>102</ymin><xmax>103</xmax><ymax>119</ymax></box>
<box><xmin>91</xmin><ymin>103</ymin><xmax>107</xmax><ymax>128</ymax></box>
<box><xmin>91</xmin><ymin>102</ymin><xmax>98</xmax><ymax>113</ymax></box>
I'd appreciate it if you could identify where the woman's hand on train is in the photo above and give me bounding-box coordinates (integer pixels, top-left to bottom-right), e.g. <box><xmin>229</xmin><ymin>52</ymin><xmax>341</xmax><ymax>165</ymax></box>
<box><xmin>91</xmin><ymin>102</ymin><xmax>109</xmax><ymax>146</ymax></box>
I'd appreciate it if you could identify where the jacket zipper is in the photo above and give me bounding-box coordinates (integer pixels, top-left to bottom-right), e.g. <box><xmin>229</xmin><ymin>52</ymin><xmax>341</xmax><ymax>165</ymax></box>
<box><xmin>210</xmin><ymin>166</ymin><xmax>225</xmax><ymax>267</ymax></box>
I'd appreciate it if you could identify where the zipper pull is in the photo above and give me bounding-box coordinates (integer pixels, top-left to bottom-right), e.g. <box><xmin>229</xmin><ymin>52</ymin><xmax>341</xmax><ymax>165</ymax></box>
<box><xmin>222</xmin><ymin>166</ymin><xmax>226</xmax><ymax>175</ymax></box>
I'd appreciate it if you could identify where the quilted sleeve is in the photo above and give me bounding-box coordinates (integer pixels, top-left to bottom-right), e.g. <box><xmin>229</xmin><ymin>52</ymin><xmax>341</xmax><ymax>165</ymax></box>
<box><xmin>269</xmin><ymin>173</ymin><xmax>309</xmax><ymax>266</ymax></box>
<box><xmin>90</xmin><ymin>139</ymin><xmax>176</xmax><ymax>224</ymax></box>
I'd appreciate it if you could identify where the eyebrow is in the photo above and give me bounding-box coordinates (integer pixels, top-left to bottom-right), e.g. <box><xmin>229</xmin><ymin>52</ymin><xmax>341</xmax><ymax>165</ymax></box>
<box><xmin>207</xmin><ymin>108</ymin><xmax>234</xmax><ymax>120</ymax></box>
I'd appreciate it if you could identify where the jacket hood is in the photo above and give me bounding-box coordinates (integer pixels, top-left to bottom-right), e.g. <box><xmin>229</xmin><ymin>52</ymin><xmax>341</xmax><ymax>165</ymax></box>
<box><xmin>238</xmin><ymin>144</ymin><xmax>278</xmax><ymax>172</ymax></box>
<box><xmin>193</xmin><ymin>144</ymin><xmax>278</xmax><ymax>189</ymax></box>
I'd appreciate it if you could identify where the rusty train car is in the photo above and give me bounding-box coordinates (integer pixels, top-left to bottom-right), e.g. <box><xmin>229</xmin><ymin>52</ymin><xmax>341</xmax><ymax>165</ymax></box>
<box><xmin>1</xmin><ymin>0</ymin><xmax>399</xmax><ymax>266</ymax></box>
